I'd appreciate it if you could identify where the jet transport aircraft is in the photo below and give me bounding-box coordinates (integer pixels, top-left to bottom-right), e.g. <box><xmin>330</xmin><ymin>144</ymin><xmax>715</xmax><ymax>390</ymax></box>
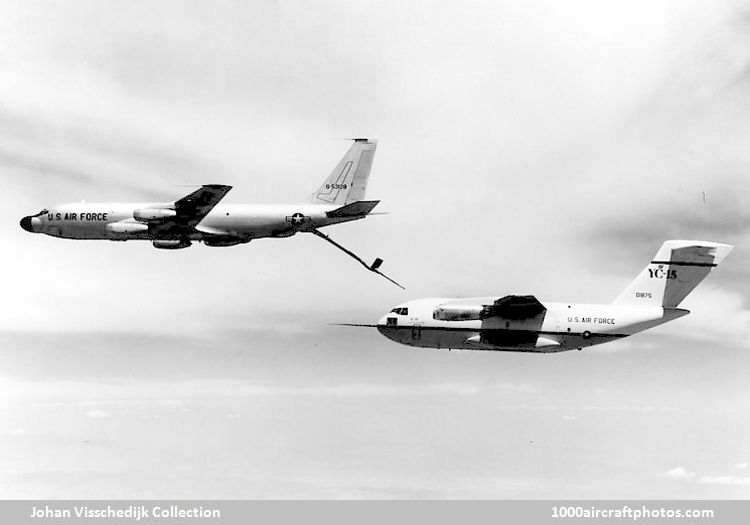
<box><xmin>347</xmin><ymin>240</ymin><xmax>732</xmax><ymax>352</ymax></box>
<box><xmin>20</xmin><ymin>139</ymin><xmax>402</xmax><ymax>287</ymax></box>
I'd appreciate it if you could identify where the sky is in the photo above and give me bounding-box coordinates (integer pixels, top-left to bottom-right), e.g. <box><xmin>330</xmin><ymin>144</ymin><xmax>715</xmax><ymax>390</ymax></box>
<box><xmin>1</xmin><ymin>0</ymin><xmax>750</xmax><ymax>499</ymax></box>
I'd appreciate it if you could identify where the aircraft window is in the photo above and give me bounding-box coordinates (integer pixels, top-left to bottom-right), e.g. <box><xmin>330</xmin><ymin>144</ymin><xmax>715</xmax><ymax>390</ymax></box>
<box><xmin>401</xmin><ymin>308</ymin><xmax>408</xmax><ymax>316</ymax></box>
<box><xmin>389</xmin><ymin>307</ymin><xmax>409</xmax><ymax>315</ymax></box>
<box><xmin>33</xmin><ymin>209</ymin><xmax>49</xmax><ymax>217</ymax></box>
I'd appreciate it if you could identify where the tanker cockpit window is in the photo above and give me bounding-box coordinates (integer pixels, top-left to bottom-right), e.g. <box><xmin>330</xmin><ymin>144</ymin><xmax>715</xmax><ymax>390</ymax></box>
<box><xmin>390</xmin><ymin>307</ymin><xmax>409</xmax><ymax>316</ymax></box>
<box><xmin>34</xmin><ymin>209</ymin><xmax>49</xmax><ymax>217</ymax></box>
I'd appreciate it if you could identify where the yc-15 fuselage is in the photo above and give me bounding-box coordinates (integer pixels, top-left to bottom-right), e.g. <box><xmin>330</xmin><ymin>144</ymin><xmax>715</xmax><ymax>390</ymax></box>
<box><xmin>377</xmin><ymin>297</ymin><xmax>689</xmax><ymax>352</ymax></box>
<box><xmin>349</xmin><ymin>240</ymin><xmax>732</xmax><ymax>352</ymax></box>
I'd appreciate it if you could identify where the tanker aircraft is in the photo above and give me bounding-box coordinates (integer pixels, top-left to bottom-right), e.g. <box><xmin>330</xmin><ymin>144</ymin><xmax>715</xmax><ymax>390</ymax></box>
<box><xmin>20</xmin><ymin>139</ymin><xmax>402</xmax><ymax>287</ymax></box>
<box><xmin>347</xmin><ymin>240</ymin><xmax>732</xmax><ymax>351</ymax></box>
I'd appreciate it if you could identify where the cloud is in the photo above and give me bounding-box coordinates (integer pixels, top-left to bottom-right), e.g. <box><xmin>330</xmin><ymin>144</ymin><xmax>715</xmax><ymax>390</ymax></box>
<box><xmin>734</xmin><ymin>462</ymin><xmax>748</xmax><ymax>470</ymax></box>
<box><xmin>664</xmin><ymin>465</ymin><xmax>750</xmax><ymax>486</ymax></box>
<box><xmin>582</xmin><ymin>405</ymin><xmax>673</xmax><ymax>413</ymax></box>
<box><xmin>86</xmin><ymin>409</ymin><xmax>111</xmax><ymax>419</ymax></box>
<box><xmin>699</xmin><ymin>475</ymin><xmax>750</xmax><ymax>486</ymax></box>
<box><xmin>0</xmin><ymin>376</ymin><xmax>541</xmax><ymax>408</ymax></box>
<box><xmin>0</xmin><ymin>108</ymin><xmax>214</xmax><ymax>200</ymax></box>
<box><xmin>665</xmin><ymin>466</ymin><xmax>695</xmax><ymax>479</ymax></box>
<box><xmin>654</xmin><ymin>288</ymin><xmax>750</xmax><ymax>347</ymax></box>
<box><xmin>321</xmin><ymin>382</ymin><xmax>538</xmax><ymax>397</ymax></box>
<box><xmin>586</xmin><ymin>197</ymin><xmax>750</xmax><ymax>261</ymax></box>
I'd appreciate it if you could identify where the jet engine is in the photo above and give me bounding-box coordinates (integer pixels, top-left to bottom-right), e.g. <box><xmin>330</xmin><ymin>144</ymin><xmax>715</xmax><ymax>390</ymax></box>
<box><xmin>134</xmin><ymin>208</ymin><xmax>177</xmax><ymax>222</ymax></box>
<box><xmin>203</xmin><ymin>238</ymin><xmax>244</xmax><ymax>247</ymax></box>
<box><xmin>106</xmin><ymin>222</ymin><xmax>149</xmax><ymax>235</ymax></box>
<box><xmin>152</xmin><ymin>239</ymin><xmax>192</xmax><ymax>250</ymax></box>
<box><xmin>433</xmin><ymin>304</ymin><xmax>484</xmax><ymax>321</ymax></box>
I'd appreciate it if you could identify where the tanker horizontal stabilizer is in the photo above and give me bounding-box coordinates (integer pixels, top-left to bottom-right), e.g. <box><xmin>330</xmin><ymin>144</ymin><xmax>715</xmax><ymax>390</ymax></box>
<box><xmin>326</xmin><ymin>200</ymin><xmax>380</xmax><ymax>218</ymax></box>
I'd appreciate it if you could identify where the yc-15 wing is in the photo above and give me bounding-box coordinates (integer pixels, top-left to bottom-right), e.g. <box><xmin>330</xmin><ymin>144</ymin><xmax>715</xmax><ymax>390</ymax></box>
<box><xmin>477</xmin><ymin>295</ymin><xmax>550</xmax><ymax>349</ymax></box>
<box><xmin>480</xmin><ymin>295</ymin><xmax>546</xmax><ymax>319</ymax></box>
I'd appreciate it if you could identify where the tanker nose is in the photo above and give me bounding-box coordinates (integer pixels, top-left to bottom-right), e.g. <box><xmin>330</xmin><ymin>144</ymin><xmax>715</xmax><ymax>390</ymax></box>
<box><xmin>20</xmin><ymin>216</ymin><xmax>40</xmax><ymax>232</ymax></box>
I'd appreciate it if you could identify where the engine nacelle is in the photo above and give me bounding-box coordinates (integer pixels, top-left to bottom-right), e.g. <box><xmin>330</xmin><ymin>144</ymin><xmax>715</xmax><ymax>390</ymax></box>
<box><xmin>134</xmin><ymin>208</ymin><xmax>177</xmax><ymax>222</ymax></box>
<box><xmin>203</xmin><ymin>238</ymin><xmax>244</xmax><ymax>247</ymax></box>
<box><xmin>152</xmin><ymin>239</ymin><xmax>192</xmax><ymax>250</ymax></box>
<box><xmin>106</xmin><ymin>222</ymin><xmax>149</xmax><ymax>235</ymax></box>
<box><xmin>433</xmin><ymin>304</ymin><xmax>484</xmax><ymax>321</ymax></box>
